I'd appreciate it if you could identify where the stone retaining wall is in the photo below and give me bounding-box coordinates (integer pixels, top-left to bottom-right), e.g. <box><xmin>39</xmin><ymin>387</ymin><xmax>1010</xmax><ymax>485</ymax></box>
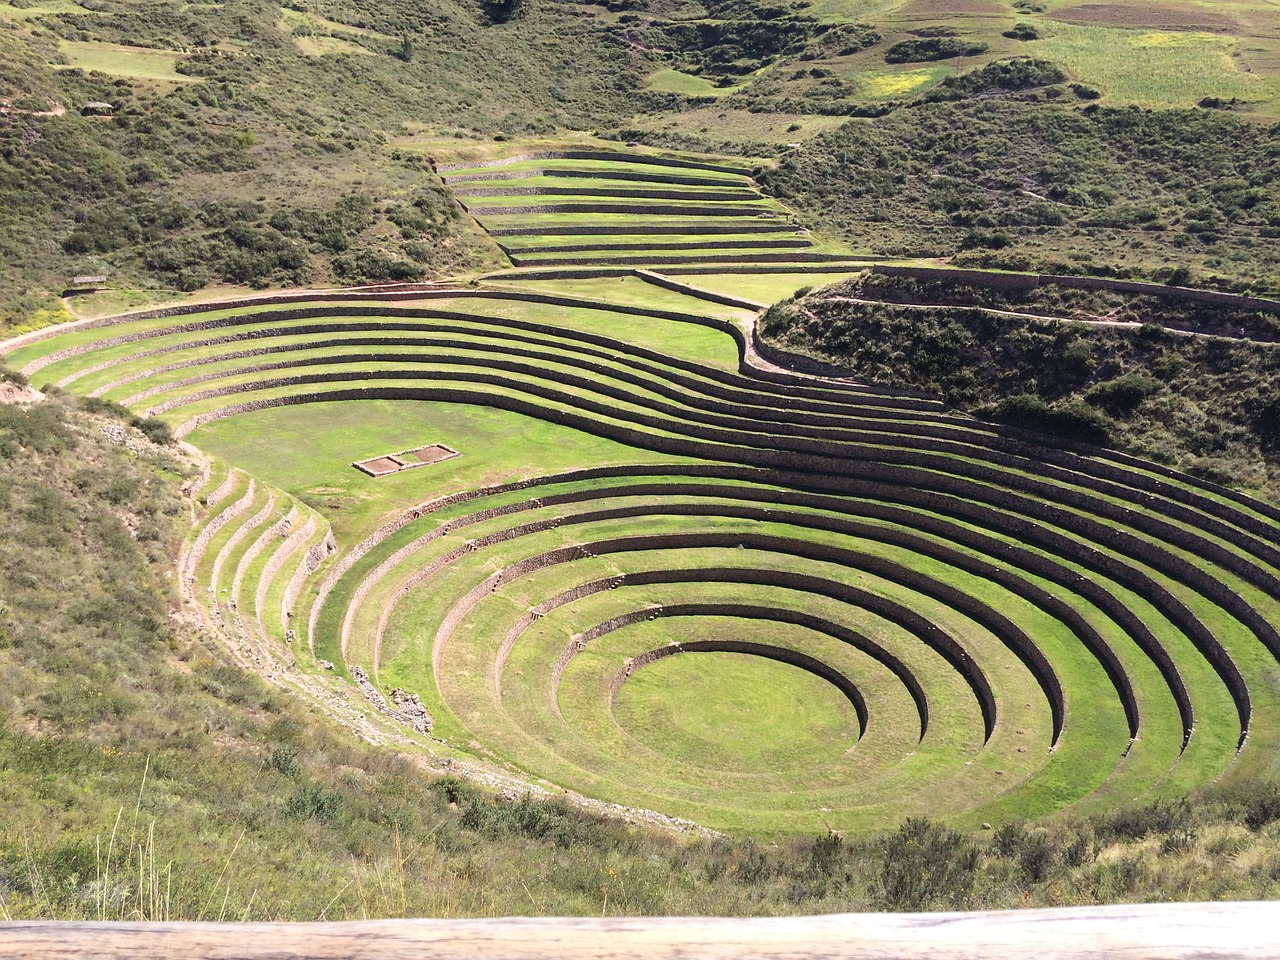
<box><xmin>511</xmin><ymin>252</ymin><xmax>854</xmax><ymax>268</ymax></box>
<box><xmin>488</xmin><ymin>222</ymin><xmax>792</xmax><ymax>237</ymax></box>
<box><xmin>211</xmin><ymin>494</ymin><xmax>274</xmax><ymax>596</ymax></box>
<box><xmin>443</xmin><ymin>168</ymin><xmax>739</xmax><ymax>187</ymax></box>
<box><xmin>434</xmin><ymin>150</ymin><xmax>752</xmax><ymax>177</ymax></box>
<box><xmin>467</xmin><ymin>201</ymin><xmax>776</xmax><ymax>218</ymax></box>
<box><xmin>237</xmin><ymin>506</ymin><xmax>294</xmax><ymax>632</ymax></box>
<box><xmin>258</xmin><ymin>512</ymin><xmax>314</xmax><ymax>638</ymax></box>
<box><xmin>505</xmin><ymin>238</ymin><xmax>811</xmax><ymax>255</ymax></box>
<box><xmin>284</xmin><ymin>526</ymin><xmax>335</xmax><ymax>632</ymax></box>
<box><xmin>455</xmin><ymin>185</ymin><xmax>757</xmax><ymax>202</ymax></box>
<box><xmin>186</xmin><ymin>478</ymin><xmax>255</xmax><ymax>586</ymax></box>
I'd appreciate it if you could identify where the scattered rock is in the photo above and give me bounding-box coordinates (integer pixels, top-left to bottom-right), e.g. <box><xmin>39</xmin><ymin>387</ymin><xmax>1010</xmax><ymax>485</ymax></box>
<box><xmin>349</xmin><ymin>666</ymin><xmax>434</xmax><ymax>735</ymax></box>
<box><xmin>982</xmin><ymin>822</ymin><xmax>993</xmax><ymax>830</ymax></box>
<box><xmin>97</xmin><ymin>419</ymin><xmax>168</xmax><ymax>459</ymax></box>
<box><xmin>319</xmin><ymin>659</ymin><xmax>335</xmax><ymax>670</ymax></box>
<box><xmin>390</xmin><ymin>686</ymin><xmax>433</xmax><ymax>734</ymax></box>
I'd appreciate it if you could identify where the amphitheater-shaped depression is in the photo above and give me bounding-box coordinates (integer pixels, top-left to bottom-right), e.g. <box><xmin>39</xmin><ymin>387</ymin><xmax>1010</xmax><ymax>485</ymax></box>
<box><xmin>9</xmin><ymin>272</ymin><xmax>1280</xmax><ymax>834</ymax></box>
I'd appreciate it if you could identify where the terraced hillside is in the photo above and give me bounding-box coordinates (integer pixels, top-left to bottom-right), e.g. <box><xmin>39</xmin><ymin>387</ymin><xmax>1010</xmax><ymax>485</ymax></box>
<box><xmin>437</xmin><ymin>149</ymin><xmax>868</xmax><ymax>272</ymax></box>
<box><xmin>6</xmin><ymin>271</ymin><xmax>1280</xmax><ymax>836</ymax></box>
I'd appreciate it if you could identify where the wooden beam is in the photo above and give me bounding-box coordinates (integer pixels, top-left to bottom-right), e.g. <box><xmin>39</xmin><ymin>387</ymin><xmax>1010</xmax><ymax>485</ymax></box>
<box><xmin>3</xmin><ymin>902</ymin><xmax>1279</xmax><ymax>959</ymax></box>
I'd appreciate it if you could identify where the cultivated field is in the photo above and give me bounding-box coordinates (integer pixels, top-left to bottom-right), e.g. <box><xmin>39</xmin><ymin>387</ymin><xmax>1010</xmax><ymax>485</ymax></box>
<box><xmin>630</xmin><ymin>0</ymin><xmax>1280</xmax><ymax>118</ymax></box>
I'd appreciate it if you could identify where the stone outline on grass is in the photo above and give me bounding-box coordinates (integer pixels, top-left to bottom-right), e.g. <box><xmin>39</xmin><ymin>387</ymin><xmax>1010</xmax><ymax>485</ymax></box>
<box><xmin>353</xmin><ymin>443</ymin><xmax>461</xmax><ymax>478</ymax></box>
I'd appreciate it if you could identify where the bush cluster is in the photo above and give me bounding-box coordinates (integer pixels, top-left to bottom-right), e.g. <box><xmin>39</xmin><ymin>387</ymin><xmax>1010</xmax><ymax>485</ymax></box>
<box><xmin>884</xmin><ymin>37</ymin><xmax>989</xmax><ymax>64</ymax></box>
<box><xmin>758</xmin><ymin>100</ymin><xmax>1280</xmax><ymax>285</ymax></box>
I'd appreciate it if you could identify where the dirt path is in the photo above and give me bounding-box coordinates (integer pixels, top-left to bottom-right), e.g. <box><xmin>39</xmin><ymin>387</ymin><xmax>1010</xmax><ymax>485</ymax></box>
<box><xmin>0</xmin><ymin>100</ymin><xmax>66</xmax><ymax>118</ymax></box>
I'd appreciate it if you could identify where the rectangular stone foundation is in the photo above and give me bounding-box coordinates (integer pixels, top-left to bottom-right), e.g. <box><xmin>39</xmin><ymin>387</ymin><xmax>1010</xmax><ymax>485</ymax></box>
<box><xmin>353</xmin><ymin>443</ymin><xmax>460</xmax><ymax>477</ymax></box>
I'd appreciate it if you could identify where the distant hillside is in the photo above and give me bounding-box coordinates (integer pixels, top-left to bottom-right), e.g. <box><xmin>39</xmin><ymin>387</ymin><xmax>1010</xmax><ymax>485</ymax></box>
<box><xmin>3</xmin><ymin>0</ymin><xmax>1280</xmax><ymax>325</ymax></box>
<box><xmin>0</xmin><ymin>0</ymin><xmax>646</xmax><ymax>328</ymax></box>
<box><xmin>761</xmin><ymin>270</ymin><xmax>1280</xmax><ymax>501</ymax></box>
<box><xmin>758</xmin><ymin>97</ymin><xmax>1280</xmax><ymax>290</ymax></box>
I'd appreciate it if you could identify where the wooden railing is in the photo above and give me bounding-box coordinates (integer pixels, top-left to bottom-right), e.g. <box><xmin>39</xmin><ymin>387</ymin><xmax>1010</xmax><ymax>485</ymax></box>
<box><xmin>4</xmin><ymin>903</ymin><xmax>1279</xmax><ymax>958</ymax></box>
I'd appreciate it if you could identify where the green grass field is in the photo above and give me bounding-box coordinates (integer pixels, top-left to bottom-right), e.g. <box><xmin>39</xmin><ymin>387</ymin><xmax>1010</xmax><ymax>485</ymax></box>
<box><xmin>0</xmin><ymin>0</ymin><xmax>80</xmax><ymax>18</ymax></box>
<box><xmin>277</xmin><ymin>7</ymin><xmax>396</xmax><ymax>41</ymax></box>
<box><xmin>293</xmin><ymin>35</ymin><xmax>372</xmax><ymax>57</ymax></box>
<box><xmin>56</xmin><ymin>40</ymin><xmax>196</xmax><ymax>83</ymax></box>
<box><xmin>849</xmin><ymin>65</ymin><xmax>953</xmax><ymax>99</ymax></box>
<box><xmin>1027</xmin><ymin>23</ymin><xmax>1270</xmax><ymax>107</ymax></box>
<box><xmin>614</xmin><ymin>652</ymin><xmax>862</xmax><ymax>775</ymax></box>
<box><xmin>644</xmin><ymin>68</ymin><xmax>742</xmax><ymax>97</ymax></box>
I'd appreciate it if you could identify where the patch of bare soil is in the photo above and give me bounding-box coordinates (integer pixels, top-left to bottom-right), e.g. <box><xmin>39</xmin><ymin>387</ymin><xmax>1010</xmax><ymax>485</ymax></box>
<box><xmin>353</xmin><ymin>455</ymin><xmax>402</xmax><ymax>476</ymax></box>
<box><xmin>406</xmin><ymin>444</ymin><xmax>458</xmax><ymax>465</ymax></box>
<box><xmin>893</xmin><ymin>0</ymin><xmax>1006</xmax><ymax>19</ymax></box>
<box><xmin>0</xmin><ymin>381</ymin><xmax>44</xmax><ymax>405</ymax></box>
<box><xmin>1048</xmin><ymin>3</ymin><xmax>1238</xmax><ymax>32</ymax></box>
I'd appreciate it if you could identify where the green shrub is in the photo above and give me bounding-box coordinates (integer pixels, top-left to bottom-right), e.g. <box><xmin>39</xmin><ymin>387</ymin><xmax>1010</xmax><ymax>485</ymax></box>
<box><xmin>270</xmin><ymin>747</ymin><xmax>302</xmax><ymax>778</ymax></box>
<box><xmin>876</xmin><ymin>818</ymin><xmax>978</xmax><ymax>910</ymax></box>
<box><xmin>0</xmin><ymin>403</ymin><xmax>74</xmax><ymax>456</ymax></box>
<box><xmin>0</xmin><ymin>365</ymin><xmax>27</xmax><ymax>387</ymax></box>
<box><xmin>983</xmin><ymin>394</ymin><xmax>1115</xmax><ymax>444</ymax></box>
<box><xmin>1102</xmin><ymin>798</ymin><xmax>1195</xmax><ymax>842</ymax></box>
<box><xmin>285</xmin><ymin>782</ymin><xmax>345</xmax><ymax>824</ymax></box>
<box><xmin>132</xmin><ymin>417</ymin><xmax>174</xmax><ymax>446</ymax></box>
<box><xmin>1085</xmin><ymin>374</ymin><xmax>1162</xmax><ymax>414</ymax></box>
<box><xmin>1017</xmin><ymin>831</ymin><xmax>1056</xmax><ymax>882</ymax></box>
<box><xmin>960</xmin><ymin>228</ymin><xmax>1012</xmax><ymax>250</ymax></box>
<box><xmin>332</xmin><ymin>250</ymin><xmax>424</xmax><ymax>284</ymax></box>
<box><xmin>1002</xmin><ymin>23</ymin><xmax>1038</xmax><ymax>41</ymax></box>
<box><xmin>885</xmin><ymin>37</ymin><xmax>988</xmax><ymax>64</ymax></box>
<box><xmin>79</xmin><ymin>396</ymin><xmax>133</xmax><ymax>420</ymax></box>
<box><xmin>1234</xmin><ymin>783</ymin><xmax>1280</xmax><ymax>831</ymax></box>
<box><xmin>809</xmin><ymin>830</ymin><xmax>844</xmax><ymax>873</ymax></box>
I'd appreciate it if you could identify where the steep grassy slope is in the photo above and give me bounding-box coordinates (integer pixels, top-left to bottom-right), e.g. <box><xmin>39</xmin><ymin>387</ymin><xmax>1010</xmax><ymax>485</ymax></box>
<box><xmin>0</xmin><ymin>0</ymin><xmax>645</xmax><ymax>327</ymax></box>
